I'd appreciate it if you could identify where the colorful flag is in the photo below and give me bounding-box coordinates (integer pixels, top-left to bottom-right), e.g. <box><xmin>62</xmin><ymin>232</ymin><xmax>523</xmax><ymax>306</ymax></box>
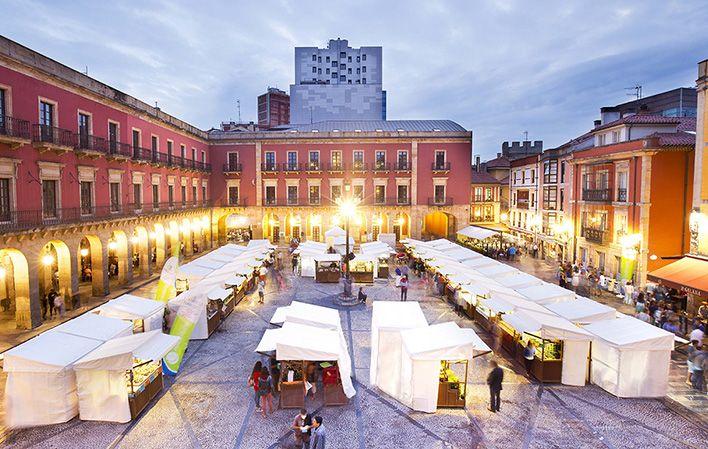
<box><xmin>155</xmin><ymin>256</ymin><xmax>179</xmax><ymax>302</ymax></box>
<box><xmin>163</xmin><ymin>288</ymin><xmax>207</xmax><ymax>375</ymax></box>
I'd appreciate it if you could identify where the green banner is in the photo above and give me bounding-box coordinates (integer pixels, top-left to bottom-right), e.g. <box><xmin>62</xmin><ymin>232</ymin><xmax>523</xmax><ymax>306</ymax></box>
<box><xmin>163</xmin><ymin>314</ymin><xmax>195</xmax><ymax>375</ymax></box>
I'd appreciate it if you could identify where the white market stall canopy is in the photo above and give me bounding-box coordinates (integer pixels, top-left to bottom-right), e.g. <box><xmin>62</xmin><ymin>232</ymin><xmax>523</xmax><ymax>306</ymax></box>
<box><xmin>457</xmin><ymin>225</ymin><xmax>498</xmax><ymax>241</ymax></box>
<box><xmin>545</xmin><ymin>297</ymin><xmax>616</xmax><ymax>324</ymax></box>
<box><xmin>370</xmin><ymin>302</ymin><xmax>429</xmax><ymax>397</ymax></box>
<box><xmin>96</xmin><ymin>294</ymin><xmax>165</xmax><ymax>332</ymax></box>
<box><xmin>478</xmin><ymin>292</ymin><xmax>552</xmax><ymax>316</ymax></box>
<box><xmin>247</xmin><ymin>239</ymin><xmax>276</xmax><ymax>249</ymax></box>
<box><xmin>270</xmin><ymin>301</ymin><xmax>341</xmax><ymax>329</ymax></box>
<box><xmin>399</xmin><ymin>322</ymin><xmax>491</xmax><ymax>413</ymax></box>
<box><xmin>424</xmin><ymin>239</ymin><xmax>459</xmax><ymax>250</ymax></box>
<box><xmin>3</xmin><ymin>332</ymin><xmax>103</xmax><ymax>428</ymax></box>
<box><xmin>495</xmin><ymin>271</ymin><xmax>544</xmax><ymax>289</ymax></box>
<box><xmin>460</xmin><ymin>257</ymin><xmax>499</xmax><ymax>269</ymax></box>
<box><xmin>325</xmin><ymin>226</ymin><xmax>347</xmax><ymax>238</ymax></box>
<box><xmin>50</xmin><ymin>312</ymin><xmax>133</xmax><ymax>342</ymax></box>
<box><xmin>313</xmin><ymin>253</ymin><xmax>343</xmax><ymax>263</ymax></box>
<box><xmin>74</xmin><ymin>330</ymin><xmax>179</xmax><ymax>371</ymax></box>
<box><xmin>583</xmin><ymin>316</ymin><xmax>674</xmax><ymax>397</ymax></box>
<box><xmin>475</xmin><ymin>263</ymin><xmax>519</xmax><ymax>278</ymax></box>
<box><xmin>516</xmin><ymin>283</ymin><xmax>575</xmax><ymax>305</ymax></box>
<box><xmin>207</xmin><ymin>287</ymin><xmax>231</xmax><ymax>301</ymax></box>
<box><xmin>191</xmin><ymin>258</ymin><xmax>226</xmax><ymax>271</ymax></box>
<box><xmin>177</xmin><ymin>264</ymin><xmax>214</xmax><ymax>284</ymax></box>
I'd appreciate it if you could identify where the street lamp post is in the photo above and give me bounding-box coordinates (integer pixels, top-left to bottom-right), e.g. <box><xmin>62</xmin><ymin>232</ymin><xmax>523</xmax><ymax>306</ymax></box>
<box><xmin>337</xmin><ymin>193</ymin><xmax>358</xmax><ymax>298</ymax></box>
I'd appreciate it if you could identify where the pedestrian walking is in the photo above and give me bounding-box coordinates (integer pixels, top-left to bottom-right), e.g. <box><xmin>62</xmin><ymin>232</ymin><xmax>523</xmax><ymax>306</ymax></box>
<box><xmin>486</xmin><ymin>360</ymin><xmax>503</xmax><ymax>412</ymax></box>
<box><xmin>692</xmin><ymin>348</ymin><xmax>706</xmax><ymax>392</ymax></box>
<box><xmin>53</xmin><ymin>293</ymin><xmax>65</xmax><ymax>318</ymax></box>
<box><xmin>623</xmin><ymin>281</ymin><xmax>634</xmax><ymax>306</ymax></box>
<box><xmin>292</xmin><ymin>254</ymin><xmax>299</xmax><ymax>274</ymax></box>
<box><xmin>257</xmin><ymin>279</ymin><xmax>265</xmax><ymax>304</ymax></box>
<box><xmin>687</xmin><ymin>340</ymin><xmax>700</xmax><ymax>385</ymax></box>
<box><xmin>291</xmin><ymin>408</ymin><xmax>312</xmax><ymax>448</ymax></box>
<box><xmin>310</xmin><ymin>416</ymin><xmax>326</xmax><ymax>449</ymax></box>
<box><xmin>258</xmin><ymin>366</ymin><xmax>274</xmax><ymax>417</ymax></box>
<box><xmin>523</xmin><ymin>340</ymin><xmax>535</xmax><ymax>377</ymax></box>
<box><xmin>400</xmin><ymin>275</ymin><xmax>409</xmax><ymax>301</ymax></box>
<box><xmin>248</xmin><ymin>361</ymin><xmax>262</xmax><ymax>410</ymax></box>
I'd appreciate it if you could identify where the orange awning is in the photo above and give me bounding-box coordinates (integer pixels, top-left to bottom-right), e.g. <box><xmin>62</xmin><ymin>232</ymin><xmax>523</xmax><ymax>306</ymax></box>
<box><xmin>647</xmin><ymin>256</ymin><xmax>708</xmax><ymax>298</ymax></box>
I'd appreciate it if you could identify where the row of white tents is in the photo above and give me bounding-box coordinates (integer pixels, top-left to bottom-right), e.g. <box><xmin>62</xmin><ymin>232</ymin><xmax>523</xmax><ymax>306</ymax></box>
<box><xmin>403</xmin><ymin>237</ymin><xmax>675</xmax><ymax>398</ymax></box>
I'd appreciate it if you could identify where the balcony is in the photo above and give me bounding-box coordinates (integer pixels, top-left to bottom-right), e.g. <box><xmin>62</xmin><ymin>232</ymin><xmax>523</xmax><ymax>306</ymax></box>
<box><xmin>132</xmin><ymin>146</ymin><xmax>153</xmax><ymax>163</ymax></box>
<box><xmin>75</xmin><ymin>134</ymin><xmax>108</xmax><ymax>157</ymax></box>
<box><xmin>107</xmin><ymin>141</ymin><xmax>132</xmax><ymax>159</ymax></box>
<box><xmin>217</xmin><ymin>197</ymin><xmax>247</xmax><ymax>207</ymax></box>
<box><xmin>394</xmin><ymin>162</ymin><xmax>411</xmax><ymax>172</ymax></box>
<box><xmin>0</xmin><ymin>201</ymin><xmax>212</xmax><ymax>233</ymax></box>
<box><xmin>326</xmin><ymin>163</ymin><xmax>344</xmax><ymax>173</ymax></box>
<box><xmin>151</xmin><ymin>151</ymin><xmax>170</xmax><ymax>166</ymax></box>
<box><xmin>372</xmin><ymin>162</ymin><xmax>391</xmax><ymax>173</ymax></box>
<box><xmin>283</xmin><ymin>162</ymin><xmax>303</xmax><ymax>173</ymax></box>
<box><xmin>223</xmin><ymin>162</ymin><xmax>242</xmax><ymax>174</ymax></box>
<box><xmin>431</xmin><ymin>162</ymin><xmax>451</xmax><ymax>173</ymax></box>
<box><xmin>581</xmin><ymin>227</ymin><xmax>606</xmax><ymax>244</ymax></box>
<box><xmin>261</xmin><ymin>163</ymin><xmax>278</xmax><ymax>174</ymax></box>
<box><xmin>350</xmin><ymin>162</ymin><xmax>368</xmax><ymax>172</ymax></box>
<box><xmin>616</xmin><ymin>188</ymin><xmax>627</xmax><ymax>202</ymax></box>
<box><xmin>32</xmin><ymin>124</ymin><xmax>76</xmax><ymax>153</ymax></box>
<box><xmin>305</xmin><ymin>162</ymin><xmax>322</xmax><ymax>173</ymax></box>
<box><xmin>428</xmin><ymin>196</ymin><xmax>453</xmax><ymax>206</ymax></box>
<box><xmin>582</xmin><ymin>188</ymin><xmax>611</xmax><ymax>202</ymax></box>
<box><xmin>0</xmin><ymin>115</ymin><xmax>31</xmax><ymax>148</ymax></box>
<box><xmin>471</xmin><ymin>215</ymin><xmax>495</xmax><ymax>223</ymax></box>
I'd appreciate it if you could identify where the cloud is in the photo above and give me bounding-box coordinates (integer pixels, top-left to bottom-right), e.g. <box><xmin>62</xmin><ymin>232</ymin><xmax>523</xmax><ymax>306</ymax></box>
<box><xmin>0</xmin><ymin>0</ymin><xmax>706</xmax><ymax>159</ymax></box>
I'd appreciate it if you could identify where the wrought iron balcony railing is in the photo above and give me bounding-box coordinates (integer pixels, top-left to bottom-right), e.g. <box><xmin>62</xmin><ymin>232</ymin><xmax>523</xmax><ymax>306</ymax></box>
<box><xmin>223</xmin><ymin>162</ymin><xmax>242</xmax><ymax>173</ymax></box>
<box><xmin>582</xmin><ymin>188</ymin><xmax>611</xmax><ymax>202</ymax></box>
<box><xmin>32</xmin><ymin>124</ymin><xmax>76</xmax><ymax>148</ymax></box>
<box><xmin>581</xmin><ymin>227</ymin><xmax>606</xmax><ymax>244</ymax></box>
<box><xmin>428</xmin><ymin>196</ymin><xmax>453</xmax><ymax>206</ymax></box>
<box><xmin>0</xmin><ymin>115</ymin><xmax>31</xmax><ymax>140</ymax></box>
<box><xmin>75</xmin><ymin>134</ymin><xmax>107</xmax><ymax>153</ymax></box>
<box><xmin>431</xmin><ymin>162</ymin><xmax>451</xmax><ymax>172</ymax></box>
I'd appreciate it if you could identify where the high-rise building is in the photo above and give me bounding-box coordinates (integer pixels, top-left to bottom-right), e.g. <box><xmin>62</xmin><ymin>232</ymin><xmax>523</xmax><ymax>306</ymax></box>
<box><xmin>289</xmin><ymin>39</ymin><xmax>386</xmax><ymax>124</ymax></box>
<box><xmin>258</xmin><ymin>88</ymin><xmax>290</xmax><ymax>128</ymax></box>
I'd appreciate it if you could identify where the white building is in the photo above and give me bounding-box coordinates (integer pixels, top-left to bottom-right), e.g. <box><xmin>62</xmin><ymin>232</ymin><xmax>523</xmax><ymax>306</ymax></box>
<box><xmin>290</xmin><ymin>39</ymin><xmax>386</xmax><ymax>124</ymax></box>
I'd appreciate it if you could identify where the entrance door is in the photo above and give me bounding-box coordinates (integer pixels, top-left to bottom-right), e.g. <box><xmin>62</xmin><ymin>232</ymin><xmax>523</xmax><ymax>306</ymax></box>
<box><xmin>272</xmin><ymin>226</ymin><xmax>280</xmax><ymax>243</ymax></box>
<box><xmin>292</xmin><ymin>226</ymin><xmax>300</xmax><ymax>241</ymax></box>
<box><xmin>393</xmin><ymin>224</ymin><xmax>401</xmax><ymax>241</ymax></box>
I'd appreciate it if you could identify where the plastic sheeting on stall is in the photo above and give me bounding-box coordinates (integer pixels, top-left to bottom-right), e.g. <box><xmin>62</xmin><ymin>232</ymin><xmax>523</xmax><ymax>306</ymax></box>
<box><xmin>370</xmin><ymin>301</ymin><xmax>428</xmax><ymax>399</ymax></box>
<box><xmin>399</xmin><ymin>322</ymin><xmax>490</xmax><ymax>413</ymax></box>
<box><xmin>97</xmin><ymin>294</ymin><xmax>165</xmax><ymax>332</ymax></box>
<box><xmin>583</xmin><ymin>316</ymin><xmax>674</xmax><ymax>397</ymax></box>
<box><xmin>516</xmin><ymin>282</ymin><xmax>575</xmax><ymax>305</ymax></box>
<box><xmin>545</xmin><ymin>296</ymin><xmax>616</xmax><ymax>324</ymax></box>
<box><xmin>50</xmin><ymin>312</ymin><xmax>133</xmax><ymax>342</ymax></box>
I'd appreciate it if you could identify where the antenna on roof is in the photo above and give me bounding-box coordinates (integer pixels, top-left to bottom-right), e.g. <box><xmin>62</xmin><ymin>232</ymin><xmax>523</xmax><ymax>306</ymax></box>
<box><xmin>523</xmin><ymin>130</ymin><xmax>528</xmax><ymax>141</ymax></box>
<box><xmin>237</xmin><ymin>99</ymin><xmax>241</xmax><ymax>123</ymax></box>
<box><xmin>625</xmin><ymin>85</ymin><xmax>642</xmax><ymax>100</ymax></box>
<box><xmin>83</xmin><ymin>66</ymin><xmax>88</xmax><ymax>75</ymax></box>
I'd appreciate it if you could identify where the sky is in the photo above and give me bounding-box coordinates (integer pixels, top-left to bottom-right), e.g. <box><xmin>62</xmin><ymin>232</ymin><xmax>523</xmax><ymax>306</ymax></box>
<box><xmin>1</xmin><ymin>0</ymin><xmax>707</xmax><ymax>159</ymax></box>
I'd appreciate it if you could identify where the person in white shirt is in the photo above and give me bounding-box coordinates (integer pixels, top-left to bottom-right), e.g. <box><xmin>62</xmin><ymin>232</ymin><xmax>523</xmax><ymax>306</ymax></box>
<box><xmin>690</xmin><ymin>326</ymin><xmax>705</xmax><ymax>344</ymax></box>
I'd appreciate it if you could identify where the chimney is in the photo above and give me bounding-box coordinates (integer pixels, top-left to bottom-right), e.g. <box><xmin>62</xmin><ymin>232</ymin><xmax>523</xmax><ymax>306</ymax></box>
<box><xmin>593</xmin><ymin>119</ymin><xmax>601</xmax><ymax>128</ymax></box>
<box><xmin>475</xmin><ymin>155</ymin><xmax>481</xmax><ymax>171</ymax></box>
<box><xmin>497</xmin><ymin>152</ymin><xmax>501</xmax><ymax>158</ymax></box>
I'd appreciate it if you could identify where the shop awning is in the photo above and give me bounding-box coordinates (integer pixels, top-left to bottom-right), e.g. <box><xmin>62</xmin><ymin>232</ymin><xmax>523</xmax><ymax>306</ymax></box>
<box><xmin>457</xmin><ymin>225</ymin><xmax>498</xmax><ymax>240</ymax></box>
<box><xmin>647</xmin><ymin>256</ymin><xmax>708</xmax><ymax>298</ymax></box>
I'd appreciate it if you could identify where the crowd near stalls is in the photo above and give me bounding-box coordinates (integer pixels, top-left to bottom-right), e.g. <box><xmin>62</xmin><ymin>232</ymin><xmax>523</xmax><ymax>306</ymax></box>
<box><xmin>3</xmin><ymin>240</ymin><xmax>275</xmax><ymax>429</ymax></box>
<box><xmin>256</xmin><ymin>301</ymin><xmax>355</xmax><ymax>408</ymax></box>
<box><xmin>402</xmin><ymin>237</ymin><xmax>676</xmax><ymax>398</ymax></box>
<box><xmin>369</xmin><ymin>301</ymin><xmax>490</xmax><ymax>413</ymax></box>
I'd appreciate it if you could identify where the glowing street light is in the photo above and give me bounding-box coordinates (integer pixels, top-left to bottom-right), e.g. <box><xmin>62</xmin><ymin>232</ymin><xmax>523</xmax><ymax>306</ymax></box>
<box><xmin>336</xmin><ymin>196</ymin><xmax>359</xmax><ymax>297</ymax></box>
<box><xmin>42</xmin><ymin>254</ymin><xmax>55</xmax><ymax>266</ymax></box>
<box><xmin>79</xmin><ymin>248</ymin><xmax>89</xmax><ymax>258</ymax></box>
<box><xmin>500</xmin><ymin>212</ymin><xmax>509</xmax><ymax>222</ymax></box>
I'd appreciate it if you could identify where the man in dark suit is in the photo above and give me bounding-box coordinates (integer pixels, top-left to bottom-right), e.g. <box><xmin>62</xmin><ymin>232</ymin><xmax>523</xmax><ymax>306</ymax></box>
<box><xmin>486</xmin><ymin>360</ymin><xmax>504</xmax><ymax>412</ymax></box>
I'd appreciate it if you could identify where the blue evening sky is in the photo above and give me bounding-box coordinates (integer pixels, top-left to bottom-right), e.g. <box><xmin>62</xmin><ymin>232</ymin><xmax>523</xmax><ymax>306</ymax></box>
<box><xmin>2</xmin><ymin>0</ymin><xmax>707</xmax><ymax>159</ymax></box>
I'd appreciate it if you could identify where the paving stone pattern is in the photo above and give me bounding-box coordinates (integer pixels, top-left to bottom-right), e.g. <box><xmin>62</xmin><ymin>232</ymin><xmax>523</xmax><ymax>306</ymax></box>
<box><xmin>3</xmin><ymin>258</ymin><xmax>707</xmax><ymax>449</ymax></box>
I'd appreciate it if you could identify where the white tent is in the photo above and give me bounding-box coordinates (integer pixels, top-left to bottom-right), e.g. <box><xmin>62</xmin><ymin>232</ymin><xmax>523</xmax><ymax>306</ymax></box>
<box><xmin>96</xmin><ymin>294</ymin><xmax>165</xmax><ymax>332</ymax></box>
<box><xmin>475</xmin><ymin>263</ymin><xmax>519</xmax><ymax>278</ymax></box>
<box><xmin>167</xmin><ymin>284</ymin><xmax>211</xmax><ymax>340</ymax></box>
<box><xmin>460</xmin><ymin>257</ymin><xmax>498</xmax><ymax>269</ymax></box>
<box><xmin>501</xmin><ymin>309</ymin><xmax>592</xmax><ymax>386</ymax></box>
<box><xmin>457</xmin><ymin>225</ymin><xmax>497</xmax><ymax>241</ymax></box>
<box><xmin>3</xmin><ymin>332</ymin><xmax>102</xmax><ymax>428</ymax></box>
<box><xmin>360</xmin><ymin>241</ymin><xmax>392</xmax><ymax>254</ymax></box>
<box><xmin>247</xmin><ymin>239</ymin><xmax>276</xmax><ymax>249</ymax></box>
<box><xmin>516</xmin><ymin>282</ymin><xmax>575</xmax><ymax>305</ymax></box>
<box><xmin>583</xmin><ymin>316</ymin><xmax>674</xmax><ymax>397</ymax></box>
<box><xmin>424</xmin><ymin>239</ymin><xmax>458</xmax><ymax>250</ymax></box>
<box><xmin>191</xmin><ymin>258</ymin><xmax>226</xmax><ymax>271</ymax></box>
<box><xmin>259</xmin><ymin>321</ymin><xmax>356</xmax><ymax>398</ymax></box>
<box><xmin>297</xmin><ymin>248</ymin><xmax>328</xmax><ymax>277</ymax></box>
<box><xmin>207</xmin><ymin>287</ymin><xmax>232</xmax><ymax>301</ymax></box>
<box><xmin>270</xmin><ymin>301</ymin><xmax>341</xmax><ymax>329</ymax></box>
<box><xmin>177</xmin><ymin>264</ymin><xmax>213</xmax><ymax>285</ymax></box>
<box><xmin>50</xmin><ymin>312</ymin><xmax>133</xmax><ymax>342</ymax></box>
<box><xmin>73</xmin><ymin>330</ymin><xmax>179</xmax><ymax>422</ymax></box>
<box><xmin>545</xmin><ymin>297</ymin><xmax>616</xmax><ymax>324</ymax></box>
<box><xmin>478</xmin><ymin>291</ymin><xmax>553</xmax><ymax>316</ymax></box>
<box><xmin>442</xmin><ymin>247</ymin><xmax>481</xmax><ymax>262</ymax></box>
<box><xmin>324</xmin><ymin>226</ymin><xmax>347</xmax><ymax>238</ymax></box>
<box><xmin>399</xmin><ymin>322</ymin><xmax>491</xmax><ymax>413</ymax></box>
<box><xmin>495</xmin><ymin>271</ymin><xmax>543</xmax><ymax>289</ymax></box>
<box><xmin>370</xmin><ymin>302</ymin><xmax>428</xmax><ymax>399</ymax></box>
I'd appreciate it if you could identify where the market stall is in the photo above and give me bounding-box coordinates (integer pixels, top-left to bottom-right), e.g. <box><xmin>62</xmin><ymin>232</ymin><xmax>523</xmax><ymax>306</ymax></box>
<box><xmin>3</xmin><ymin>332</ymin><xmax>102</xmax><ymax>428</ymax></box>
<box><xmin>475</xmin><ymin>263</ymin><xmax>519</xmax><ymax>279</ymax></box>
<box><xmin>499</xmin><ymin>309</ymin><xmax>592</xmax><ymax>385</ymax></box>
<box><xmin>370</xmin><ymin>301</ymin><xmax>429</xmax><ymax>399</ymax></box>
<box><xmin>495</xmin><ymin>271</ymin><xmax>544</xmax><ymax>289</ymax></box>
<box><xmin>332</xmin><ymin>235</ymin><xmax>356</xmax><ymax>255</ymax></box>
<box><xmin>295</xmin><ymin>247</ymin><xmax>327</xmax><ymax>278</ymax></box>
<box><xmin>350</xmin><ymin>253</ymin><xmax>376</xmax><ymax>283</ymax></box>
<box><xmin>175</xmin><ymin>264</ymin><xmax>213</xmax><ymax>292</ymax></box>
<box><xmin>96</xmin><ymin>294</ymin><xmax>165</xmax><ymax>333</ymax></box>
<box><xmin>516</xmin><ymin>282</ymin><xmax>575</xmax><ymax>305</ymax></box>
<box><xmin>167</xmin><ymin>284</ymin><xmax>212</xmax><ymax>340</ymax></box>
<box><xmin>314</xmin><ymin>253</ymin><xmax>342</xmax><ymax>283</ymax></box>
<box><xmin>545</xmin><ymin>296</ymin><xmax>616</xmax><ymax>325</ymax></box>
<box><xmin>208</xmin><ymin>286</ymin><xmax>234</xmax><ymax>319</ymax></box>
<box><xmin>269</xmin><ymin>301</ymin><xmax>341</xmax><ymax>329</ymax></box>
<box><xmin>73</xmin><ymin>330</ymin><xmax>180</xmax><ymax>422</ymax></box>
<box><xmin>583</xmin><ymin>316</ymin><xmax>674</xmax><ymax>397</ymax></box>
<box><xmin>50</xmin><ymin>312</ymin><xmax>133</xmax><ymax>342</ymax></box>
<box><xmin>224</xmin><ymin>274</ymin><xmax>249</xmax><ymax>304</ymax></box>
<box><xmin>399</xmin><ymin>322</ymin><xmax>491</xmax><ymax>413</ymax></box>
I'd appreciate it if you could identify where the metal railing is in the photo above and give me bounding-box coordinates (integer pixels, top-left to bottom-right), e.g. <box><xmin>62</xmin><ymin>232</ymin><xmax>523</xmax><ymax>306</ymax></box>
<box><xmin>395</xmin><ymin>162</ymin><xmax>411</xmax><ymax>171</ymax></box>
<box><xmin>261</xmin><ymin>162</ymin><xmax>278</xmax><ymax>173</ymax></box>
<box><xmin>305</xmin><ymin>162</ymin><xmax>322</xmax><ymax>172</ymax></box>
<box><xmin>582</xmin><ymin>188</ymin><xmax>611</xmax><ymax>202</ymax></box>
<box><xmin>617</xmin><ymin>188</ymin><xmax>627</xmax><ymax>202</ymax></box>
<box><xmin>0</xmin><ymin>115</ymin><xmax>31</xmax><ymax>140</ymax></box>
<box><xmin>32</xmin><ymin>124</ymin><xmax>76</xmax><ymax>148</ymax></box>
<box><xmin>581</xmin><ymin>227</ymin><xmax>606</xmax><ymax>244</ymax></box>
<box><xmin>326</xmin><ymin>163</ymin><xmax>344</xmax><ymax>172</ymax></box>
<box><xmin>0</xmin><ymin>201</ymin><xmax>212</xmax><ymax>233</ymax></box>
<box><xmin>428</xmin><ymin>196</ymin><xmax>453</xmax><ymax>206</ymax></box>
<box><xmin>431</xmin><ymin>162</ymin><xmax>451</xmax><ymax>171</ymax></box>
<box><xmin>223</xmin><ymin>162</ymin><xmax>242</xmax><ymax>173</ymax></box>
<box><xmin>372</xmin><ymin>162</ymin><xmax>391</xmax><ymax>172</ymax></box>
<box><xmin>108</xmin><ymin>141</ymin><xmax>132</xmax><ymax>157</ymax></box>
<box><xmin>75</xmin><ymin>133</ymin><xmax>107</xmax><ymax>153</ymax></box>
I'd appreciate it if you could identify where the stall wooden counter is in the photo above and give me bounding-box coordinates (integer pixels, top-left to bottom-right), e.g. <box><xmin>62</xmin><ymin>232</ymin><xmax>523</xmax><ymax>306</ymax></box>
<box><xmin>350</xmin><ymin>255</ymin><xmax>375</xmax><ymax>284</ymax></box>
<box><xmin>314</xmin><ymin>254</ymin><xmax>342</xmax><ymax>283</ymax></box>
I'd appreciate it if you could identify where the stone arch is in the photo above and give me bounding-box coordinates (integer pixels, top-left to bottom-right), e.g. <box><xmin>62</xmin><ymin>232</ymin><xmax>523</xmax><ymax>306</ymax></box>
<box><xmin>168</xmin><ymin>220</ymin><xmax>180</xmax><ymax>258</ymax></box>
<box><xmin>133</xmin><ymin>226</ymin><xmax>150</xmax><ymax>278</ymax></box>
<box><xmin>285</xmin><ymin>213</ymin><xmax>303</xmax><ymax>242</ymax></box>
<box><xmin>423</xmin><ymin>211</ymin><xmax>455</xmax><ymax>239</ymax></box>
<box><xmin>262</xmin><ymin>213</ymin><xmax>281</xmax><ymax>243</ymax></box>
<box><xmin>109</xmin><ymin>230</ymin><xmax>130</xmax><ymax>285</ymax></box>
<box><xmin>392</xmin><ymin>212</ymin><xmax>411</xmax><ymax>241</ymax></box>
<box><xmin>218</xmin><ymin>212</ymin><xmax>251</xmax><ymax>244</ymax></box>
<box><xmin>153</xmin><ymin>223</ymin><xmax>167</xmax><ymax>268</ymax></box>
<box><xmin>0</xmin><ymin>248</ymin><xmax>35</xmax><ymax>329</ymax></box>
<box><xmin>40</xmin><ymin>240</ymin><xmax>73</xmax><ymax>308</ymax></box>
<box><xmin>77</xmin><ymin>235</ymin><xmax>107</xmax><ymax>297</ymax></box>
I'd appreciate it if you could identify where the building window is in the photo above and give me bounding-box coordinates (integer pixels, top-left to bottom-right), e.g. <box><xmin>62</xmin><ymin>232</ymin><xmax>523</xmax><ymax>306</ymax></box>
<box><xmin>265</xmin><ymin>186</ymin><xmax>276</xmax><ymax>205</ymax></box>
<box><xmin>228</xmin><ymin>186</ymin><xmax>239</xmax><ymax>205</ymax></box>
<box><xmin>106</xmin><ymin>122</ymin><xmax>118</xmax><ymax>154</ymax></box>
<box><xmin>340</xmin><ymin>63</ymin><xmax>346</xmax><ymax>70</ymax></box>
<box><xmin>434</xmin><ymin>151</ymin><xmax>446</xmax><ymax>170</ymax></box>
<box><xmin>181</xmin><ymin>185</ymin><xmax>186</xmax><ymax>206</ymax></box>
<box><xmin>397</xmin><ymin>185</ymin><xmax>408</xmax><ymax>204</ymax></box>
<box><xmin>331</xmin><ymin>61</ymin><xmax>337</xmax><ymax>68</ymax></box>
<box><xmin>331</xmin><ymin>185</ymin><xmax>342</xmax><ymax>202</ymax></box>
<box><xmin>265</xmin><ymin>151</ymin><xmax>276</xmax><ymax>170</ymax></box>
<box><xmin>311</xmin><ymin>54</ymin><xmax>316</xmax><ymax>62</ymax></box>
<box><xmin>543</xmin><ymin>186</ymin><xmax>557</xmax><ymax>210</ymax></box>
<box><xmin>78</xmin><ymin>113</ymin><xmax>90</xmax><ymax>147</ymax></box>
<box><xmin>168</xmin><ymin>185</ymin><xmax>174</xmax><ymax>207</ymax></box>
<box><xmin>285</xmin><ymin>151</ymin><xmax>297</xmax><ymax>170</ymax></box>
<box><xmin>353</xmin><ymin>151</ymin><xmax>364</xmax><ymax>170</ymax></box>
<box><xmin>362</xmin><ymin>66</ymin><xmax>366</xmax><ymax>73</ymax></box>
<box><xmin>309</xmin><ymin>185</ymin><xmax>320</xmax><ymax>204</ymax></box>
<box><xmin>611</xmin><ymin>131</ymin><xmax>619</xmax><ymax>143</ymax></box>
<box><xmin>340</xmin><ymin>75</ymin><xmax>346</xmax><ymax>82</ymax></box>
<box><xmin>151</xmin><ymin>136</ymin><xmax>158</xmax><ymax>160</ymax></box>
<box><xmin>133</xmin><ymin>183</ymin><xmax>142</xmax><ymax>210</ymax></box>
<box><xmin>397</xmin><ymin>151</ymin><xmax>408</xmax><ymax>170</ymax></box>
<box><xmin>362</xmin><ymin>54</ymin><xmax>366</xmax><ymax>61</ymax></box>
<box><xmin>109</xmin><ymin>182</ymin><xmax>120</xmax><ymax>212</ymax></box>
<box><xmin>201</xmin><ymin>151</ymin><xmax>206</xmax><ymax>163</ymax></box>
<box><xmin>326</xmin><ymin>68</ymin><xmax>330</xmax><ymax>75</ymax></box>
<box><xmin>375</xmin><ymin>151</ymin><xmax>386</xmax><ymax>169</ymax></box>
<box><xmin>339</xmin><ymin>51</ymin><xmax>346</xmax><ymax>59</ymax></box>
<box><xmin>80</xmin><ymin>181</ymin><xmax>93</xmax><ymax>215</ymax></box>
<box><xmin>318</xmin><ymin>68</ymin><xmax>322</xmax><ymax>75</ymax></box>
<box><xmin>353</xmin><ymin>185</ymin><xmax>363</xmax><ymax>200</ymax></box>
<box><xmin>530</xmin><ymin>169</ymin><xmax>536</xmax><ymax>184</ymax></box>
<box><xmin>0</xmin><ymin>178</ymin><xmax>10</xmax><ymax>221</ymax></box>
<box><xmin>228</xmin><ymin>152</ymin><xmax>239</xmax><ymax>170</ymax></box>
<box><xmin>132</xmin><ymin>130</ymin><xmax>141</xmax><ymax>157</ymax></box>
<box><xmin>331</xmin><ymin>151</ymin><xmax>342</xmax><ymax>169</ymax></box>
<box><xmin>152</xmin><ymin>184</ymin><xmax>159</xmax><ymax>210</ymax></box>
<box><xmin>485</xmin><ymin>187</ymin><xmax>493</xmax><ymax>201</ymax></box>
<box><xmin>192</xmin><ymin>186</ymin><xmax>197</xmax><ymax>204</ymax></box>
<box><xmin>312</xmin><ymin>66</ymin><xmax>317</xmax><ymax>73</ymax></box>
<box><xmin>202</xmin><ymin>185</ymin><xmax>206</xmax><ymax>202</ymax></box>
<box><xmin>191</xmin><ymin>148</ymin><xmax>196</xmax><ymax>161</ymax></box>
<box><xmin>362</xmin><ymin>78</ymin><xmax>366</xmax><ymax>84</ymax></box>
<box><xmin>39</xmin><ymin>101</ymin><xmax>53</xmax><ymax>127</ymax></box>
<box><xmin>434</xmin><ymin>185</ymin><xmax>445</xmax><ymax>203</ymax></box>
<box><xmin>308</xmin><ymin>151</ymin><xmax>320</xmax><ymax>170</ymax></box>
<box><xmin>326</xmin><ymin>56</ymin><xmax>330</xmax><ymax>63</ymax></box>
<box><xmin>0</xmin><ymin>89</ymin><xmax>6</xmax><ymax>126</ymax></box>
<box><xmin>348</xmin><ymin>56</ymin><xmax>352</xmax><ymax>63</ymax></box>
<box><xmin>543</xmin><ymin>160</ymin><xmax>558</xmax><ymax>184</ymax></box>
<box><xmin>318</xmin><ymin>56</ymin><xmax>321</xmax><ymax>63</ymax></box>
<box><xmin>287</xmin><ymin>186</ymin><xmax>298</xmax><ymax>205</ymax></box>
<box><xmin>42</xmin><ymin>180</ymin><xmax>57</xmax><ymax>218</ymax></box>
<box><xmin>374</xmin><ymin>185</ymin><xmax>385</xmax><ymax>204</ymax></box>
<box><xmin>180</xmin><ymin>144</ymin><xmax>186</xmax><ymax>159</ymax></box>
<box><xmin>598</xmin><ymin>134</ymin><xmax>606</xmax><ymax>146</ymax></box>
<box><xmin>474</xmin><ymin>187</ymin><xmax>483</xmax><ymax>202</ymax></box>
<box><xmin>560</xmin><ymin>162</ymin><xmax>566</xmax><ymax>183</ymax></box>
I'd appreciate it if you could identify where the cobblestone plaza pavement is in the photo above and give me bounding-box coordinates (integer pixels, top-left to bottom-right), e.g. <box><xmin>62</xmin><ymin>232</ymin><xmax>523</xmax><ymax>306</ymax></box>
<box><xmin>4</xmin><ymin>260</ymin><xmax>707</xmax><ymax>449</ymax></box>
